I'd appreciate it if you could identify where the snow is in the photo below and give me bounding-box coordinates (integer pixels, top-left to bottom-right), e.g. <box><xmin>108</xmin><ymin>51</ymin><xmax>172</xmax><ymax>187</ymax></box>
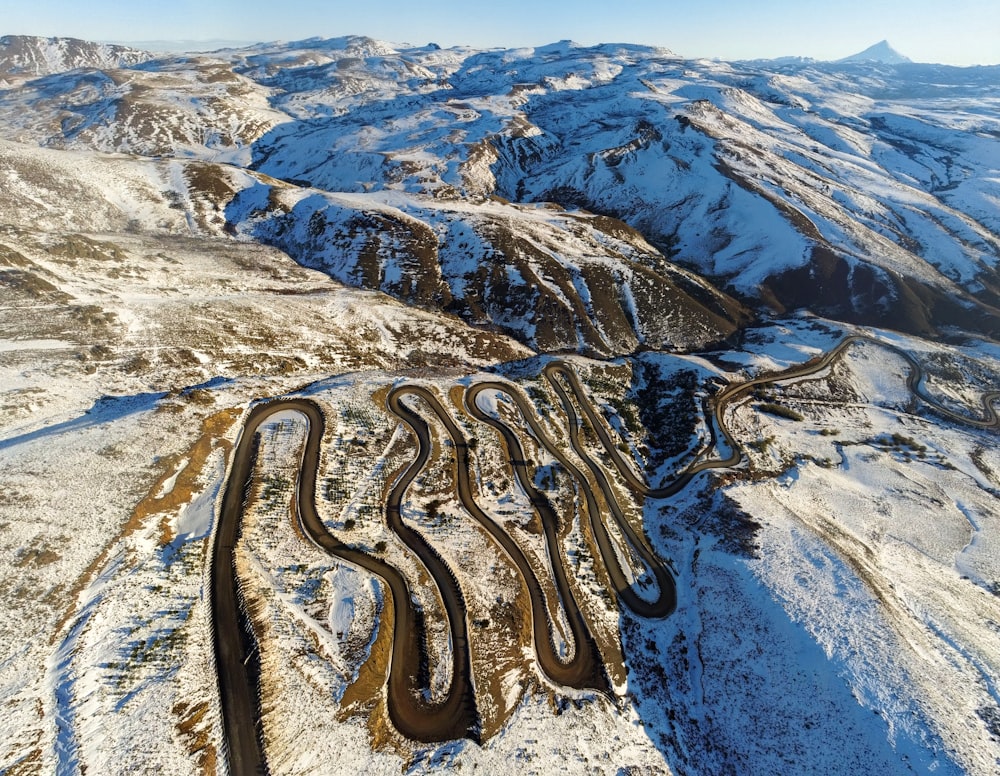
<box><xmin>0</xmin><ymin>338</ymin><xmax>73</xmax><ymax>353</ymax></box>
<box><xmin>174</xmin><ymin>454</ymin><xmax>223</xmax><ymax>539</ymax></box>
<box><xmin>714</xmin><ymin>324</ymin><xmax>1000</xmax><ymax>775</ymax></box>
<box><xmin>2</xmin><ymin>31</ymin><xmax>1000</xmax><ymax>776</ymax></box>
<box><xmin>6</xmin><ymin>286</ymin><xmax>1000</xmax><ymax>773</ymax></box>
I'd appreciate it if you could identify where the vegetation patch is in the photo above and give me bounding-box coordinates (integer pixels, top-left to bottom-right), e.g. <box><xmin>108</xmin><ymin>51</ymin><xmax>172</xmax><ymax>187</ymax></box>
<box><xmin>0</xmin><ymin>748</ymin><xmax>43</xmax><ymax>776</ymax></box>
<box><xmin>747</xmin><ymin>436</ymin><xmax>776</xmax><ymax>455</ymax></box>
<box><xmin>173</xmin><ymin>701</ymin><xmax>217</xmax><ymax>774</ymax></box>
<box><xmin>868</xmin><ymin>432</ymin><xmax>953</xmax><ymax>468</ymax></box>
<box><xmin>13</xmin><ymin>548</ymin><xmax>60</xmax><ymax>567</ymax></box>
<box><xmin>141</xmin><ymin>407</ymin><xmax>241</xmax><ymax>544</ymax></box>
<box><xmin>50</xmin><ymin>234</ymin><xmax>126</xmax><ymax>262</ymax></box>
<box><xmin>632</xmin><ymin>363</ymin><xmax>701</xmax><ymax>474</ymax></box>
<box><xmin>977</xmin><ymin>705</ymin><xmax>1000</xmax><ymax>740</ymax></box>
<box><xmin>757</xmin><ymin>402</ymin><xmax>804</xmax><ymax>421</ymax></box>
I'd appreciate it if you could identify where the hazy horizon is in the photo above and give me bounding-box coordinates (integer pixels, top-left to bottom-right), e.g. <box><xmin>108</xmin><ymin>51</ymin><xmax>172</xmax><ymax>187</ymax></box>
<box><xmin>3</xmin><ymin>0</ymin><xmax>998</xmax><ymax>66</ymax></box>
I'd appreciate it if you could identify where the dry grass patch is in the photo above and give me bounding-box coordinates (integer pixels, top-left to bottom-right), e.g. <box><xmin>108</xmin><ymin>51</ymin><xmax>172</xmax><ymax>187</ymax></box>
<box><xmin>469</xmin><ymin>583</ymin><xmax>533</xmax><ymax>740</ymax></box>
<box><xmin>339</xmin><ymin>581</ymin><xmax>395</xmax><ymax>746</ymax></box>
<box><xmin>1</xmin><ymin>747</ymin><xmax>42</xmax><ymax>776</ymax></box>
<box><xmin>50</xmin><ymin>234</ymin><xmax>126</xmax><ymax>263</ymax></box>
<box><xmin>150</xmin><ymin>407</ymin><xmax>242</xmax><ymax>545</ymax></box>
<box><xmin>173</xmin><ymin>701</ymin><xmax>217</xmax><ymax>775</ymax></box>
<box><xmin>52</xmin><ymin>405</ymin><xmax>240</xmax><ymax>640</ymax></box>
<box><xmin>13</xmin><ymin>548</ymin><xmax>60</xmax><ymax>568</ymax></box>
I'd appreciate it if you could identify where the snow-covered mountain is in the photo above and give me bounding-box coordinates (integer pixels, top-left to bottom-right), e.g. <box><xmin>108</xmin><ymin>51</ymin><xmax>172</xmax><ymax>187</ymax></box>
<box><xmin>3</xmin><ymin>36</ymin><xmax>995</xmax><ymax>343</ymax></box>
<box><xmin>838</xmin><ymin>39</ymin><xmax>913</xmax><ymax>65</ymax></box>
<box><xmin>1</xmin><ymin>33</ymin><xmax>999</xmax><ymax>776</ymax></box>
<box><xmin>0</xmin><ymin>35</ymin><xmax>152</xmax><ymax>79</ymax></box>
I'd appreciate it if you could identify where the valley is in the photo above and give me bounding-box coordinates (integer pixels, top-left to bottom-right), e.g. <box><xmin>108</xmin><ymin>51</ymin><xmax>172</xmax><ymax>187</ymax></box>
<box><xmin>0</xmin><ymin>32</ymin><xmax>999</xmax><ymax>776</ymax></box>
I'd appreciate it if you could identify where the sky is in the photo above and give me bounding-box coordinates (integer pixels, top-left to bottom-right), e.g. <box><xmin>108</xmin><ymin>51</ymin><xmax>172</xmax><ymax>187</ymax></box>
<box><xmin>2</xmin><ymin>0</ymin><xmax>998</xmax><ymax>65</ymax></box>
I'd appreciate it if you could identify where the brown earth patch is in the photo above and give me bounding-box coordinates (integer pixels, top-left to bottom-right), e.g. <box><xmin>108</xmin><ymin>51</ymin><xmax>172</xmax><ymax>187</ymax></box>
<box><xmin>173</xmin><ymin>701</ymin><xmax>217</xmax><ymax>775</ymax></box>
<box><xmin>52</xmin><ymin>405</ymin><xmax>241</xmax><ymax>641</ymax></box>
<box><xmin>339</xmin><ymin>582</ymin><xmax>395</xmax><ymax>746</ymax></box>
<box><xmin>49</xmin><ymin>234</ymin><xmax>127</xmax><ymax>263</ymax></box>
<box><xmin>150</xmin><ymin>407</ymin><xmax>242</xmax><ymax>545</ymax></box>
<box><xmin>14</xmin><ymin>547</ymin><xmax>60</xmax><ymax>567</ymax></box>
<box><xmin>1</xmin><ymin>747</ymin><xmax>42</xmax><ymax>776</ymax></box>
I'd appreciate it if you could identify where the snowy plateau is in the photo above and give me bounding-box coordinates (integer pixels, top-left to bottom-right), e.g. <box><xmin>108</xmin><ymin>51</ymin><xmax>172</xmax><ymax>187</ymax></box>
<box><xmin>0</xmin><ymin>32</ymin><xmax>999</xmax><ymax>776</ymax></box>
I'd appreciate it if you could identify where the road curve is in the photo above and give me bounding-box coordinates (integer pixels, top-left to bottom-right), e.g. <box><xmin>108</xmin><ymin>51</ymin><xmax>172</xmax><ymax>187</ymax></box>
<box><xmin>213</xmin><ymin>397</ymin><xmax>479</xmax><ymax>776</ymax></box>
<box><xmin>549</xmin><ymin>335</ymin><xmax>998</xmax><ymax>503</ymax></box>
<box><xmin>401</xmin><ymin>384</ymin><xmax>612</xmax><ymax>693</ymax></box>
<box><xmin>697</xmin><ymin>335</ymin><xmax>1000</xmax><ymax>476</ymax></box>
<box><xmin>212</xmin><ymin>335</ymin><xmax>997</xmax><ymax>768</ymax></box>
<box><xmin>382</xmin><ymin>387</ymin><xmax>480</xmax><ymax>738</ymax></box>
<box><xmin>531</xmin><ymin>334</ymin><xmax>998</xmax><ymax>615</ymax></box>
<box><xmin>467</xmin><ymin>381</ymin><xmax>676</xmax><ymax>619</ymax></box>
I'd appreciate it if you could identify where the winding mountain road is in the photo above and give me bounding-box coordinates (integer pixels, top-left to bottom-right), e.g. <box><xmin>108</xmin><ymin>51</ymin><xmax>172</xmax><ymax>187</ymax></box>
<box><xmin>396</xmin><ymin>386</ymin><xmax>610</xmax><ymax>693</ymax></box>
<box><xmin>550</xmin><ymin>336</ymin><xmax>998</xmax><ymax>504</ymax></box>
<box><xmin>468</xmin><ymin>380</ymin><xmax>676</xmax><ymax>618</ymax></box>
<box><xmin>212</xmin><ymin>397</ymin><xmax>478</xmax><ymax>776</ymax></box>
<box><xmin>212</xmin><ymin>335</ymin><xmax>998</xmax><ymax>772</ymax></box>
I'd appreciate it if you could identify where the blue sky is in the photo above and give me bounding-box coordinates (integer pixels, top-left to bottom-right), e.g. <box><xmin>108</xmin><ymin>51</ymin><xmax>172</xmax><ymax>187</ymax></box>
<box><xmin>3</xmin><ymin>0</ymin><xmax>998</xmax><ymax>65</ymax></box>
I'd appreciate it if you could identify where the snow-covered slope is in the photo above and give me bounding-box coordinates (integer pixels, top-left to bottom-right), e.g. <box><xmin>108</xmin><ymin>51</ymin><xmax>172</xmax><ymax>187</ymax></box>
<box><xmin>3</xmin><ymin>37</ymin><xmax>998</xmax><ymax>339</ymax></box>
<box><xmin>0</xmin><ymin>58</ymin><xmax>287</xmax><ymax>162</ymax></box>
<box><xmin>0</xmin><ymin>35</ymin><xmax>152</xmax><ymax>79</ymax></box>
<box><xmin>0</xmin><ymin>139</ymin><xmax>745</xmax><ymax>354</ymax></box>
<box><xmin>1</xmin><ymin>32</ymin><xmax>999</xmax><ymax>776</ymax></box>
<box><xmin>0</xmin><ymin>179</ymin><xmax>531</xmax><ymax>776</ymax></box>
<box><xmin>226</xmin><ymin>183</ymin><xmax>746</xmax><ymax>354</ymax></box>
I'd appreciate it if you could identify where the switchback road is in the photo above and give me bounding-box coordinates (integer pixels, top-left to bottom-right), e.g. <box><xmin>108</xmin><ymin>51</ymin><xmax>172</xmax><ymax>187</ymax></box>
<box><xmin>396</xmin><ymin>386</ymin><xmax>610</xmax><ymax>692</ymax></box>
<box><xmin>213</xmin><ymin>335</ymin><xmax>997</xmax><ymax>771</ymax></box>
<box><xmin>212</xmin><ymin>398</ymin><xmax>478</xmax><ymax>776</ymax></box>
<box><xmin>468</xmin><ymin>380</ymin><xmax>676</xmax><ymax>619</ymax></box>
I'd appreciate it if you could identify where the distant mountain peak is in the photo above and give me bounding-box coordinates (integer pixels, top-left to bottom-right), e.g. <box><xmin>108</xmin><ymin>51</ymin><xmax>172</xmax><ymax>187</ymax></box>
<box><xmin>837</xmin><ymin>39</ymin><xmax>912</xmax><ymax>64</ymax></box>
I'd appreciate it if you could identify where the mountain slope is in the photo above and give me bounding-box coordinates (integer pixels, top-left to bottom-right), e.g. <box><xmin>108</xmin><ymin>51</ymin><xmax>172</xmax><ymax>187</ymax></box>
<box><xmin>0</xmin><ymin>137</ymin><xmax>745</xmax><ymax>354</ymax></box>
<box><xmin>2</xmin><ymin>37</ymin><xmax>997</xmax><ymax>339</ymax></box>
<box><xmin>225</xmin><ymin>182</ymin><xmax>747</xmax><ymax>354</ymax></box>
<box><xmin>0</xmin><ymin>35</ymin><xmax>152</xmax><ymax>79</ymax></box>
<box><xmin>838</xmin><ymin>40</ymin><xmax>913</xmax><ymax>65</ymax></box>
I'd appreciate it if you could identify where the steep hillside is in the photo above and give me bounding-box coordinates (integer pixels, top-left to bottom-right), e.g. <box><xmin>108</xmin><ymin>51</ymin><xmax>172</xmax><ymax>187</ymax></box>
<box><xmin>226</xmin><ymin>183</ymin><xmax>747</xmax><ymax>354</ymax></box>
<box><xmin>0</xmin><ymin>37</ymin><xmax>1000</xmax><ymax>338</ymax></box>
<box><xmin>5</xmin><ymin>37</ymin><xmax>997</xmax><ymax>341</ymax></box>
<box><xmin>0</xmin><ymin>35</ymin><xmax>152</xmax><ymax>79</ymax></box>
<box><xmin>1</xmin><ymin>33</ymin><xmax>999</xmax><ymax>776</ymax></box>
<box><xmin>236</xmin><ymin>40</ymin><xmax>1000</xmax><ymax>337</ymax></box>
<box><xmin>0</xmin><ymin>139</ymin><xmax>745</xmax><ymax>354</ymax></box>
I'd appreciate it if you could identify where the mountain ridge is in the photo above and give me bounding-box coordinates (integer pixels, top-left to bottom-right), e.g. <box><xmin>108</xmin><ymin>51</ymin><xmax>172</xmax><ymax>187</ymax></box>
<box><xmin>2</xmin><ymin>33</ymin><xmax>996</xmax><ymax>344</ymax></box>
<box><xmin>0</xmin><ymin>34</ymin><xmax>152</xmax><ymax>78</ymax></box>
